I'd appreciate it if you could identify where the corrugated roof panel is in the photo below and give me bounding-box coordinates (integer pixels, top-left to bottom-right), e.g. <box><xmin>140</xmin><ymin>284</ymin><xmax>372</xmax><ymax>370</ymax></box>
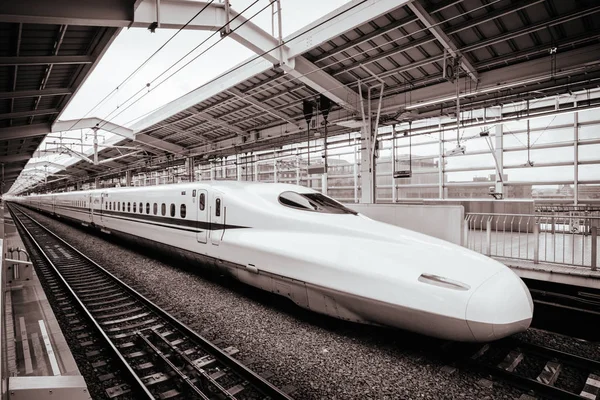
<box><xmin>13</xmin><ymin>65</ymin><xmax>45</xmax><ymax>90</ymax></box>
<box><xmin>0</xmin><ymin>98</ymin><xmax>10</xmax><ymax>114</ymax></box>
<box><xmin>19</xmin><ymin>24</ymin><xmax>59</xmax><ymax>56</ymax></box>
<box><xmin>58</xmin><ymin>26</ymin><xmax>100</xmax><ymax>56</ymax></box>
<box><xmin>44</xmin><ymin>64</ymin><xmax>79</xmax><ymax>88</ymax></box>
<box><xmin>523</xmin><ymin>3</ymin><xmax>550</xmax><ymax>24</ymax></box>
<box><xmin>11</xmin><ymin>97</ymin><xmax>35</xmax><ymax>112</ymax></box>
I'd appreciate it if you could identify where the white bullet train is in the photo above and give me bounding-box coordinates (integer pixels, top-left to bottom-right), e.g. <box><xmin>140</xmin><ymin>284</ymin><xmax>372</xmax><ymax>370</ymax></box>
<box><xmin>13</xmin><ymin>181</ymin><xmax>533</xmax><ymax>342</ymax></box>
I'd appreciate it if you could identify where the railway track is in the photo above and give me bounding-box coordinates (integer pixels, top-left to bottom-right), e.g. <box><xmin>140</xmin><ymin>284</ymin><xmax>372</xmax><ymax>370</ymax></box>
<box><xmin>10</xmin><ymin>204</ymin><xmax>293</xmax><ymax>400</ymax></box>
<box><xmin>524</xmin><ymin>278</ymin><xmax>600</xmax><ymax>342</ymax></box>
<box><xmin>445</xmin><ymin>337</ymin><xmax>600</xmax><ymax>400</ymax></box>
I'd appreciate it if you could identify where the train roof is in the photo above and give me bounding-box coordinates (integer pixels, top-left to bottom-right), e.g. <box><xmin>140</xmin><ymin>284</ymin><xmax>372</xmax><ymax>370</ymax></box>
<box><xmin>25</xmin><ymin>181</ymin><xmax>318</xmax><ymax>198</ymax></box>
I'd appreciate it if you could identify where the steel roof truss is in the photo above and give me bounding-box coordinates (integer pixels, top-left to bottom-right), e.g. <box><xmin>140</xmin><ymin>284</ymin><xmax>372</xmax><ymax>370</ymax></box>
<box><xmin>0</xmin><ymin>88</ymin><xmax>73</xmax><ymax>100</ymax></box>
<box><xmin>228</xmin><ymin>87</ymin><xmax>301</xmax><ymax>130</ymax></box>
<box><xmin>52</xmin><ymin>118</ymin><xmax>185</xmax><ymax>154</ymax></box>
<box><xmin>0</xmin><ymin>123</ymin><xmax>51</xmax><ymax>140</ymax></box>
<box><xmin>407</xmin><ymin>0</ymin><xmax>478</xmax><ymax>82</ymax></box>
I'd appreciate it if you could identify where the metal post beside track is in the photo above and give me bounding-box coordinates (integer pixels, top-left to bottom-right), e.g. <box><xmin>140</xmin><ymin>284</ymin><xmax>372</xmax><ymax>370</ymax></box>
<box><xmin>533</xmin><ymin>222</ymin><xmax>540</xmax><ymax>264</ymax></box>
<box><xmin>486</xmin><ymin>218</ymin><xmax>492</xmax><ymax>256</ymax></box>
<box><xmin>592</xmin><ymin>226</ymin><xmax>598</xmax><ymax>271</ymax></box>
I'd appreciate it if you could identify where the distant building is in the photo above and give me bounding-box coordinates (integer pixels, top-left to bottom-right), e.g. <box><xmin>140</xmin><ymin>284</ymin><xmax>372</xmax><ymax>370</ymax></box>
<box><xmin>448</xmin><ymin>174</ymin><xmax>533</xmax><ymax>199</ymax></box>
<box><xmin>577</xmin><ymin>184</ymin><xmax>600</xmax><ymax>199</ymax></box>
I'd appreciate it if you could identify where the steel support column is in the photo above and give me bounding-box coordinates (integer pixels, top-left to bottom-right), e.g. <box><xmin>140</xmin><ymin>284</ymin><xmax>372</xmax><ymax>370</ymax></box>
<box><xmin>495</xmin><ymin>114</ymin><xmax>504</xmax><ymax>197</ymax></box>
<box><xmin>360</xmin><ymin>117</ymin><xmax>375</xmax><ymax>203</ymax></box>
<box><xmin>574</xmin><ymin>102</ymin><xmax>579</xmax><ymax>205</ymax></box>
<box><xmin>438</xmin><ymin>121</ymin><xmax>444</xmax><ymax>199</ymax></box>
<box><xmin>125</xmin><ymin>170</ymin><xmax>132</xmax><ymax>187</ymax></box>
<box><xmin>186</xmin><ymin>157</ymin><xmax>194</xmax><ymax>182</ymax></box>
<box><xmin>392</xmin><ymin>125</ymin><xmax>397</xmax><ymax>203</ymax></box>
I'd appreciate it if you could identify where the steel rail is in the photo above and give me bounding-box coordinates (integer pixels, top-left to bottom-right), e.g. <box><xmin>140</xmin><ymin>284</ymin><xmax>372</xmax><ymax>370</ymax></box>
<box><xmin>505</xmin><ymin>339</ymin><xmax>600</xmax><ymax>371</ymax></box>
<box><xmin>8</xmin><ymin>203</ymin><xmax>154</xmax><ymax>399</ymax></box>
<box><xmin>452</xmin><ymin>338</ymin><xmax>600</xmax><ymax>400</ymax></box>
<box><xmin>9</xmin><ymin>203</ymin><xmax>293</xmax><ymax>400</ymax></box>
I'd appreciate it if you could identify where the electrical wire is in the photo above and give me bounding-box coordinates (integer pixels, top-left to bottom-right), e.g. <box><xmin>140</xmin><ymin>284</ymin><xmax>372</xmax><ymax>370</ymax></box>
<box><xmin>62</xmin><ymin>0</ymin><xmax>216</xmax><ymax>135</ymax></box>
<box><xmin>97</xmin><ymin>0</ymin><xmax>268</xmax><ymax>131</ymax></box>
<box><xmin>530</xmin><ymin>114</ymin><xmax>557</xmax><ymax>147</ymax></box>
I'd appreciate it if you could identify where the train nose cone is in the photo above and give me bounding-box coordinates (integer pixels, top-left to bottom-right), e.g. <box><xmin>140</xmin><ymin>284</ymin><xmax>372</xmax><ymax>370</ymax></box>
<box><xmin>465</xmin><ymin>269</ymin><xmax>533</xmax><ymax>342</ymax></box>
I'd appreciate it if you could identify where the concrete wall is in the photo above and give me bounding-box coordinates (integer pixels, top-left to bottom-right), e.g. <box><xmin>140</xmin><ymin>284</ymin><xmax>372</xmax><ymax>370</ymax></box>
<box><xmin>346</xmin><ymin>203</ymin><xmax>465</xmax><ymax>245</ymax></box>
<box><xmin>423</xmin><ymin>199</ymin><xmax>534</xmax><ymax>215</ymax></box>
<box><xmin>422</xmin><ymin>199</ymin><xmax>535</xmax><ymax>232</ymax></box>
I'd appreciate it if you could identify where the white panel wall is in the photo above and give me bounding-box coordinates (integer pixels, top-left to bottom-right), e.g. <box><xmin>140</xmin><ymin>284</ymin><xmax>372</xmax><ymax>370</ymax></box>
<box><xmin>346</xmin><ymin>203</ymin><xmax>465</xmax><ymax>245</ymax></box>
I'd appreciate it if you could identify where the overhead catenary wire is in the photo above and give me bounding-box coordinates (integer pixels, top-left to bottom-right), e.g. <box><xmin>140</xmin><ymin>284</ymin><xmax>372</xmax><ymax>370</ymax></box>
<box><xmin>97</xmin><ymin>0</ymin><xmax>269</xmax><ymax>131</ymax></box>
<box><xmin>62</xmin><ymin>0</ymin><xmax>216</xmax><ymax>135</ymax></box>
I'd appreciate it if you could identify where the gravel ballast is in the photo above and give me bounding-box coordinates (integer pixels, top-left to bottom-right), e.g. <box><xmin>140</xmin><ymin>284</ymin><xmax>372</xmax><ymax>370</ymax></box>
<box><xmin>28</xmin><ymin>209</ymin><xmax>597</xmax><ymax>399</ymax></box>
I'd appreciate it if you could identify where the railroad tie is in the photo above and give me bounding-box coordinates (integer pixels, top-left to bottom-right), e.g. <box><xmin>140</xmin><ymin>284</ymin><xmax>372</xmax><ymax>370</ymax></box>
<box><xmin>580</xmin><ymin>374</ymin><xmax>600</xmax><ymax>400</ymax></box>
<box><xmin>105</xmin><ymin>383</ymin><xmax>131</xmax><ymax>399</ymax></box>
<box><xmin>158</xmin><ymin>389</ymin><xmax>180</xmax><ymax>399</ymax></box>
<box><xmin>471</xmin><ymin>344</ymin><xmax>490</xmax><ymax>360</ymax></box>
<box><xmin>536</xmin><ymin>361</ymin><xmax>561</xmax><ymax>386</ymax></box>
<box><xmin>498</xmin><ymin>350</ymin><xmax>524</xmax><ymax>372</ymax></box>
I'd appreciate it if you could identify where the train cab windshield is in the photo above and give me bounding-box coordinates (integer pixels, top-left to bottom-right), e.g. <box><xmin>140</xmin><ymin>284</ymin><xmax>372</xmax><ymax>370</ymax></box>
<box><xmin>278</xmin><ymin>191</ymin><xmax>357</xmax><ymax>215</ymax></box>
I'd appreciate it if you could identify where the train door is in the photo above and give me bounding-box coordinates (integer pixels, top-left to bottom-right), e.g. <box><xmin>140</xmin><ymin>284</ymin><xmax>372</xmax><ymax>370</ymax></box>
<box><xmin>210</xmin><ymin>192</ymin><xmax>224</xmax><ymax>246</ymax></box>
<box><xmin>88</xmin><ymin>194</ymin><xmax>93</xmax><ymax>223</ymax></box>
<box><xmin>100</xmin><ymin>192</ymin><xmax>107</xmax><ymax>224</ymax></box>
<box><xmin>196</xmin><ymin>189</ymin><xmax>208</xmax><ymax>244</ymax></box>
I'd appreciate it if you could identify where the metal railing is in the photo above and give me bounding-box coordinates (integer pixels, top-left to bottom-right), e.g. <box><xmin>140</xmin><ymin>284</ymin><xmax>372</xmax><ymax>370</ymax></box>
<box><xmin>464</xmin><ymin>213</ymin><xmax>599</xmax><ymax>270</ymax></box>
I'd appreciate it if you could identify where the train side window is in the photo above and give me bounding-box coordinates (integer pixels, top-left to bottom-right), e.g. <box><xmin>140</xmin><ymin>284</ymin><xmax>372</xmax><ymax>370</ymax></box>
<box><xmin>118</xmin><ymin>202</ymin><xmax>120</xmax><ymax>211</ymax></box>
<box><xmin>127</xmin><ymin>202</ymin><xmax>131</xmax><ymax>212</ymax></box>
<box><xmin>133</xmin><ymin>202</ymin><xmax>137</xmax><ymax>213</ymax></box>
<box><xmin>180</xmin><ymin>204</ymin><xmax>186</xmax><ymax>218</ymax></box>
<box><xmin>153</xmin><ymin>203</ymin><xmax>157</xmax><ymax>215</ymax></box>
<box><xmin>170</xmin><ymin>203</ymin><xmax>175</xmax><ymax>217</ymax></box>
<box><xmin>161</xmin><ymin>203</ymin><xmax>166</xmax><ymax>216</ymax></box>
<box><xmin>139</xmin><ymin>202</ymin><xmax>143</xmax><ymax>213</ymax></box>
<box><xmin>215</xmin><ymin>198</ymin><xmax>221</xmax><ymax>217</ymax></box>
<box><xmin>113</xmin><ymin>202</ymin><xmax>116</xmax><ymax>210</ymax></box>
<box><xmin>199</xmin><ymin>193</ymin><xmax>205</xmax><ymax>210</ymax></box>
<box><xmin>146</xmin><ymin>203</ymin><xmax>150</xmax><ymax>214</ymax></box>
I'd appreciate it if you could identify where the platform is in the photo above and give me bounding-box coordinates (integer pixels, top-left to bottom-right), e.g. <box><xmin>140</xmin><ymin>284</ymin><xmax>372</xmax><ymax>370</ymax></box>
<box><xmin>497</xmin><ymin>258</ymin><xmax>600</xmax><ymax>290</ymax></box>
<box><xmin>465</xmin><ymin>228</ymin><xmax>600</xmax><ymax>289</ymax></box>
<box><xmin>1</xmin><ymin>205</ymin><xmax>89</xmax><ymax>399</ymax></box>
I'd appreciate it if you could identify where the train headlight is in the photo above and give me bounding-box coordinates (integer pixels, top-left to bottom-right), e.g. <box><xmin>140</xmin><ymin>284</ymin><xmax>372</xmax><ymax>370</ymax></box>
<box><xmin>418</xmin><ymin>273</ymin><xmax>470</xmax><ymax>291</ymax></box>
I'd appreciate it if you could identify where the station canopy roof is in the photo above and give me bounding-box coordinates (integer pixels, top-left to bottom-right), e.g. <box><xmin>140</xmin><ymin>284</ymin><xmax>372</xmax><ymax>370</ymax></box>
<box><xmin>5</xmin><ymin>0</ymin><xmax>600</xmax><ymax>193</ymax></box>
